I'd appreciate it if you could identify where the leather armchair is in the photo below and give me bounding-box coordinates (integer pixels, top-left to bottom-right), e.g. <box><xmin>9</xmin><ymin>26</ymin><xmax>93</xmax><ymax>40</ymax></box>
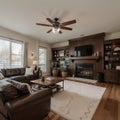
<box><xmin>0</xmin><ymin>89</ymin><xmax>52</xmax><ymax>120</ymax></box>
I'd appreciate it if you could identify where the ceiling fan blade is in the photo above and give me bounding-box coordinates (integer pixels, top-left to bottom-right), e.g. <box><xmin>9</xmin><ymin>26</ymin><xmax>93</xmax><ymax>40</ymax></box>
<box><xmin>47</xmin><ymin>29</ymin><xmax>52</xmax><ymax>33</ymax></box>
<box><xmin>59</xmin><ymin>31</ymin><xmax>62</xmax><ymax>34</ymax></box>
<box><xmin>61</xmin><ymin>20</ymin><xmax>76</xmax><ymax>26</ymax></box>
<box><xmin>46</xmin><ymin>18</ymin><xmax>54</xmax><ymax>24</ymax></box>
<box><xmin>36</xmin><ymin>23</ymin><xmax>52</xmax><ymax>27</ymax></box>
<box><xmin>60</xmin><ymin>26</ymin><xmax>72</xmax><ymax>30</ymax></box>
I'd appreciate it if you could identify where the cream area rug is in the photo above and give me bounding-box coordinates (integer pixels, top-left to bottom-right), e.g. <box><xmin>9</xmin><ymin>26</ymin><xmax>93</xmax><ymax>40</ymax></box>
<box><xmin>51</xmin><ymin>80</ymin><xmax>106</xmax><ymax>120</ymax></box>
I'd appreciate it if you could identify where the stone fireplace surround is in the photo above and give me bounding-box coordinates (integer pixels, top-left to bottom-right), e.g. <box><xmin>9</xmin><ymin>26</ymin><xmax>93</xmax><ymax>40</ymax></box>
<box><xmin>68</xmin><ymin>33</ymin><xmax>105</xmax><ymax>80</ymax></box>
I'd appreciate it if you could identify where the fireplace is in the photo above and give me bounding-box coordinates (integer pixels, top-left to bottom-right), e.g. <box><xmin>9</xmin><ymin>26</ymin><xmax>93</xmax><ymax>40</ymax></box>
<box><xmin>75</xmin><ymin>63</ymin><xmax>94</xmax><ymax>79</ymax></box>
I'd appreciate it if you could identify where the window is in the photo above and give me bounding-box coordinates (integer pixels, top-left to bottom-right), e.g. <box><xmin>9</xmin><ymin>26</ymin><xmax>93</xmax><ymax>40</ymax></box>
<box><xmin>11</xmin><ymin>42</ymin><xmax>23</xmax><ymax>68</ymax></box>
<box><xmin>0</xmin><ymin>37</ymin><xmax>24</xmax><ymax>69</ymax></box>
<box><xmin>38</xmin><ymin>47</ymin><xmax>47</xmax><ymax>72</ymax></box>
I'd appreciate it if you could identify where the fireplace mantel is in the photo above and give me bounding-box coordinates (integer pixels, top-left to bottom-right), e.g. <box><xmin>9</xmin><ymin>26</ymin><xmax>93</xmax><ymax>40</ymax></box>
<box><xmin>69</xmin><ymin>56</ymin><xmax>100</xmax><ymax>61</ymax></box>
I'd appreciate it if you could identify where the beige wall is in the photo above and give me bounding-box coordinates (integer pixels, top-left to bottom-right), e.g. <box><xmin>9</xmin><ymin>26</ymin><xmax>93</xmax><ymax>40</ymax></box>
<box><xmin>0</xmin><ymin>26</ymin><xmax>51</xmax><ymax>75</ymax></box>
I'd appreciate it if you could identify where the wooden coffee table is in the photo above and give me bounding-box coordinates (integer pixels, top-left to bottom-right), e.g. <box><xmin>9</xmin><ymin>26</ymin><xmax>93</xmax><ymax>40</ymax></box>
<box><xmin>31</xmin><ymin>77</ymin><xmax>64</xmax><ymax>92</ymax></box>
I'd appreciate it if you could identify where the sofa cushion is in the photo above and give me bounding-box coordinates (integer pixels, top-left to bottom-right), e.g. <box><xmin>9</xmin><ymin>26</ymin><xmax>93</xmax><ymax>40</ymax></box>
<box><xmin>0</xmin><ymin>81</ymin><xmax>20</xmax><ymax>103</ymax></box>
<box><xmin>9</xmin><ymin>80</ymin><xmax>31</xmax><ymax>95</ymax></box>
<box><xmin>5</xmin><ymin>69</ymin><xmax>20</xmax><ymax>77</ymax></box>
<box><xmin>10</xmin><ymin>75</ymin><xmax>31</xmax><ymax>83</ymax></box>
<box><xmin>26</xmin><ymin>75</ymin><xmax>38</xmax><ymax>81</ymax></box>
<box><xmin>19</xmin><ymin>68</ymin><xmax>25</xmax><ymax>75</ymax></box>
<box><xmin>10</xmin><ymin>75</ymin><xmax>26</xmax><ymax>81</ymax></box>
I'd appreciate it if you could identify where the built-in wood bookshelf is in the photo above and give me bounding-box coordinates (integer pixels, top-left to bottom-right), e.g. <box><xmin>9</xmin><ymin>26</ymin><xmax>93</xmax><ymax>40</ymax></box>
<box><xmin>51</xmin><ymin>46</ymin><xmax>70</xmax><ymax>76</ymax></box>
<box><xmin>104</xmin><ymin>39</ymin><xmax>120</xmax><ymax>84</ymax></box>
<box><xmin>52</xmin><ymin>46</ymin><xmax>69</xmax><ymax>63</ymax></box>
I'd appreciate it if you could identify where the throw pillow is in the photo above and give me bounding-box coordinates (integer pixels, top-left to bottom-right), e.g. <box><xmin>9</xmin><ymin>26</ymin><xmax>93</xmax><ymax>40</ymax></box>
<box><xmin>0</xmin><ymin>82</ymin><xmax>20</xmax><ymax>102</ymax></box>
<box><xmin>9</xmin><ymin>80</ymin><xmax>31</xmax><ymax>95</ymax></box>
<box><xmin>0</xmin><ymin>72</ymin><xmax>4</xmax><ymax>80</ymax></box>
<box><xmin>25</xmin><ymin>68</ymin><xmax>33</xmax><ymax>75</ymax></box>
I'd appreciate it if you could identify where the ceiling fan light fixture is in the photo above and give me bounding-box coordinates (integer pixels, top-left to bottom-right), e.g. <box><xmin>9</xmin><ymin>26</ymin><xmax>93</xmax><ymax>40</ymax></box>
<box><xmin>52</xmin><ymin>27</ymin><xmax>60</xmax><ymax>33</ymax></box>
<box><xmin>36</xmin><ymin>17</ymin><xmax>76</xmax><ymax>34</ymax></box>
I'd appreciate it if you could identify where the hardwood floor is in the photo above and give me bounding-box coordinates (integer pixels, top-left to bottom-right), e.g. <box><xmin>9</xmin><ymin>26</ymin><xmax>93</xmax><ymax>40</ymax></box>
<box><xmin>44</xmin><ymin>81</ymin><xmax>120</xmax><ymax>120</ymax></box>
<box><xmin>93</xmin><ymin>82</ymin><xmax>120</xmax><ymax>120</ymax></box>
<box><xmin>43</xmin><ymin>111</ymin><xmax>66</xmax><ymax>120</ymax></box>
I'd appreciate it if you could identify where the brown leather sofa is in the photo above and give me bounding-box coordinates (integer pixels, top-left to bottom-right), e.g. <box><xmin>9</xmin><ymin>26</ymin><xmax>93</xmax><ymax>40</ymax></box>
<box><xmin>0</xmin><ymin>81</ymin><xmax>52</xmax><ymax>120</ymax></box>
<box><xmin>0</xmin><ymin>68</ymin><xmax>40</xmax><ymax>83</ymax></box>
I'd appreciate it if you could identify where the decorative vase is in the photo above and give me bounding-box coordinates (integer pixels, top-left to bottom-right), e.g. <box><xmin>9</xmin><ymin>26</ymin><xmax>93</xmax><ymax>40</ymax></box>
<box><xmin>52</xmin><ymin>69</ymin><xmax>59</xmax><ymax>77</ymax></box>
<box><xmin>41</xmin><ymin>76</ymin><xmax>45</xmax><ymax>82</ymax></box>
<box><xmin>62</xmin><ymin>71</ymin><xmax>68</xmax><ymax>78</ymax></box>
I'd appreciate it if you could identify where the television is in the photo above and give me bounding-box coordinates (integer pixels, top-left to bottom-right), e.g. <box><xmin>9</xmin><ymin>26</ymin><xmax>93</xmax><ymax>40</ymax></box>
<box><xmin>75</xmin><ymin>45</ymin><xmax>93</xmax><ymax>56</ymax></box>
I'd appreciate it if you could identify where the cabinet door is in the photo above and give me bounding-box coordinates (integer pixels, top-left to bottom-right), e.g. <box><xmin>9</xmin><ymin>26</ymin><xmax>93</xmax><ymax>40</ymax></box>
<box><xmin>104</xmin><ymin>70</ymin><xmax>120</xmax><ymax>84</ymax></box>
<box><xmin>116</xmin><ymin>71</ymin><xmax>120</xmax><ymax>84</ymax></box>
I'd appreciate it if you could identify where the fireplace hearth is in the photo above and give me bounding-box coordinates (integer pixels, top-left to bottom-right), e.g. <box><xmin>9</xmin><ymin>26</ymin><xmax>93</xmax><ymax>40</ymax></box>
<box><xmin>75</xmin><ymin>63</ymin><xmax>94</xmax><ymax>79</ymax></box>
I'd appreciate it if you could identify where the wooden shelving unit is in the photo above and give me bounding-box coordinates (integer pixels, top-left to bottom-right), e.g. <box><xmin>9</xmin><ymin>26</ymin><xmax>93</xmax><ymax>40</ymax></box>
<box><xmin>51</xmin><ymin>46</ymin><xmax>70</xmax><ymax>76</ymax></box>
<box><xmin>52</xmin><ymin>46</ymin><xmax>69</xmax><ymax>63</ymax></box>
<box><xmin>104</xmin><ymin>39</ymin><xmax>120</xmax><ymax>70</ymax></box>
<box><xmin>104</xmin><ymin>39</ymin><xmax>120</xmax><ymax>84</ymax></box>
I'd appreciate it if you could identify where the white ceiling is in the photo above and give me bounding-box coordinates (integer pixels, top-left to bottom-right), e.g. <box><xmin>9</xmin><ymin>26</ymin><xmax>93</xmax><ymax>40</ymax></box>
<box><xmin>0</xmin><ymin>0</ymin><xmax>120</xmax><ymax>43</ymax></box>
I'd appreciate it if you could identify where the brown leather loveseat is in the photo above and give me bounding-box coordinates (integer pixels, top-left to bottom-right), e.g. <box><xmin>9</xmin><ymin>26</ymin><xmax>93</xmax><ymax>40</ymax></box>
<box><xmin>0</xmin><ymin>80</ymin><xmax>52</xmax><ymax>120</ymax></box>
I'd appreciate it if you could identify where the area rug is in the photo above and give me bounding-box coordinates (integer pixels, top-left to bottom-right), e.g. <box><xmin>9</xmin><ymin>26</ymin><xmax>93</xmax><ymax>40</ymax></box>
<box><xmin>51</xmin><ymin>80</ymin><xmax>106</xmax><ymax>120</ymax></box>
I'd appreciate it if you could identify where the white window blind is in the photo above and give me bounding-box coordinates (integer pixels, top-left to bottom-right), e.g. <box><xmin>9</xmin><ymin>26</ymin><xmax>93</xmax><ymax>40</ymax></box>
<box><xmin>0</xmin><ymin>37</ymin><xmax>24</xmax><ymax>69</ymax></box>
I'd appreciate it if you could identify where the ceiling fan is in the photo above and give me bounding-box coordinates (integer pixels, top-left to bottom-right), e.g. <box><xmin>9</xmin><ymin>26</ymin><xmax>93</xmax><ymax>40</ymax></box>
<box><xmin>36</xmin><ymin>18</ymin><xmax>76</xmax><ymax>34</ymax></box>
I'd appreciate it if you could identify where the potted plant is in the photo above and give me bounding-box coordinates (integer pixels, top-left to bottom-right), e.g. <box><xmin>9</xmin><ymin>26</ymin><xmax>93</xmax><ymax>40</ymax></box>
<box><xmin>61</xmin><ymin>67</ymin><xmax>68</xmax><ymax>78</ymax></box>
<box><xmin>52</xmin><ymin>67</ymin><xmax>59</xmax><ymax>77</ymax></box>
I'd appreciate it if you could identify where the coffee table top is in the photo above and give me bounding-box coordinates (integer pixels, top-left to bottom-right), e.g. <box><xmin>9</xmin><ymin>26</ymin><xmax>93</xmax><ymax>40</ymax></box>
<box><xmin>31</xmin><ymin>77</ymin><xmax>64</xmax><ymax>86</ymax></box>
